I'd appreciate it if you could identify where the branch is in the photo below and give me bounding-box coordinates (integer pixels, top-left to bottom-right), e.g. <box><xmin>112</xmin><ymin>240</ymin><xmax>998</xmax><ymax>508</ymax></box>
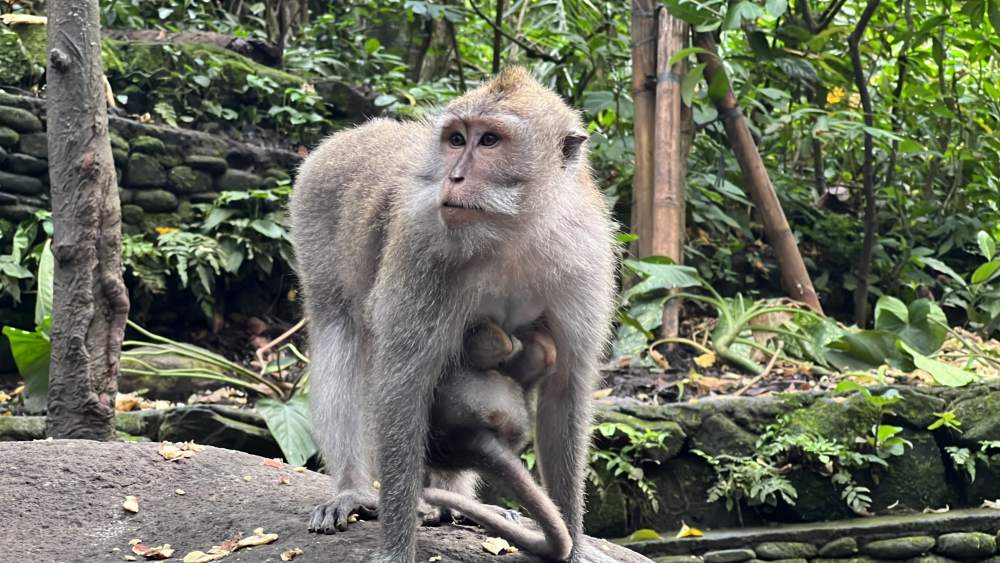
<box><xmin>468</xmin><ymin>0</ymin><xmax>568</xmax><ymax>65</ymax></box>
<box><xmin>492</xmin><ymin>0</ymin><xmax>504</xmax><ymax>74</ymax></box>
<box><xmin>848</xmin><ymin>0</ymin><xmax>881</xmax><ymax>326</ymax></box>
<box><xmin>818</xmin><ymin>0</ymin><xmax>849</xmax><ymax>31</ymax></box>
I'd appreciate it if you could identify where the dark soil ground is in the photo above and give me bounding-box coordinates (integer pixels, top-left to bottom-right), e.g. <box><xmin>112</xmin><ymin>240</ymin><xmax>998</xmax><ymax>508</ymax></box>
<box><xmin>0</xmin><ymin>440</ymin><xmax>652</xmax><ymax>563</ymax></box>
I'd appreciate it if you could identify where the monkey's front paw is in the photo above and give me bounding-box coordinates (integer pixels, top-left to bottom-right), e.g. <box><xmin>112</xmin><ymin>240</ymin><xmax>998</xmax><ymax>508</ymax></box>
<box><xmin>308</xmin><ymin>490</ymin><xmax>378</xmax><ymax>534</ymax></box>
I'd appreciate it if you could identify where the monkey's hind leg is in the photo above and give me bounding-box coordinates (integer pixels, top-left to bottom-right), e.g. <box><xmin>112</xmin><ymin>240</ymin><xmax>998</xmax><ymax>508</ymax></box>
<box><xmin>423</xmin><ymin>469</ymin><xmax>480</xmax><ymax>525</ymax></box>
<box><xmin>307</xmin><ymin>315</ymin><xmax>379</xmax><ymax>534</ymax></box>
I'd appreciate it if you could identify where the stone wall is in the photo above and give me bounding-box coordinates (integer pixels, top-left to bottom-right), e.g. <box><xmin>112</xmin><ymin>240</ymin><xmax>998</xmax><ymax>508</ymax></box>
<box><xmin>583</xmin><ymin>382</ymin><xmax>1000</xmax><ymax>537</ymax></box>
<box><xmin>0</xmin><ymin>89</ymin><xmax>301</xmax><ymax>227</ymax></box>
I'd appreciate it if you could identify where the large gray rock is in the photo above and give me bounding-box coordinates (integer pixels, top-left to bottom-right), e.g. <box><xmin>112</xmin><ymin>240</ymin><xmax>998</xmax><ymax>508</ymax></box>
<box><xmin>704</xmin><ymin>549</ymin><xmax>755</xmax><ymax>563</ymax></box>
<box><xmin>818</xmin><ymin>538</ymin><xmax>858</xmax><ymax>558</ymax></box>
<box><xmin>0</xmin><ymin>203</ymin><xmax>38</xmax><ymax>221</ymax></box>
<box><xmin>120</xmin><ymin>203</ymin><xmax>144</xmax><ymax>225</ymax></box>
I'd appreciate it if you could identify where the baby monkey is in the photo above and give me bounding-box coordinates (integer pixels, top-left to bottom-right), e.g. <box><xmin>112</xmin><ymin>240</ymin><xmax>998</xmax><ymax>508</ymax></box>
<box><xmin>423</xmin><ymin>321</ymin><xmax>572</xmax><ymax>561</ymax></box>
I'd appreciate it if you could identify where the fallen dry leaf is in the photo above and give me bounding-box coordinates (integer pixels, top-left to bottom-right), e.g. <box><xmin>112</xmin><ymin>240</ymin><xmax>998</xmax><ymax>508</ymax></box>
<box><xmin>159</xmin><ymin>441</ymin><xmax>205</xmax><ymax>461</ymax></box>
<box><xmin>237</xmin><ymin>528</ymin><xmax>278</xmax><ymax>548</ymax></box>
<box><xmin>116</xmin><ymin>393</ymin><xmax>143</xmax><ymax>412</ymax></box>
<box><xmin>592</xmin><ymin>388</ymin><xmax>613</xmax><ymax>400</ymax></box>
<box><xmin>132</xmin><ymin>542</ymin><xmax>175</xmax><ymax>560</ymax></box>
<box><xmin>182</xmin><ymin>549</ymin><xmax>229</xmax><ymax>563</ymax></box>
<box><xmin>280</xmin><ymin>547</ymin><xmax>304</xmax><ymax>561</ymax></box>
<box><xmin>129</xmin><ymin>539</ymin><xmax>142</xmax><ymax>546</ymax></box>
<box><xmin>482</xmin><ymin>537</ymin><xmax>518</xmax><ymax>555</ymax></box>
<box><xmin>676</xmin><ymin>521</ymin><xmax>703</xmax><ymax>538</ymax></box>
<box><xmin>278</xmin><ymin>476</ymin><xmax>291</xmax><ymax>485</ymax></box>
<box><xmin>923</xmin><ymin>505</ymin><xmax>950</xmax><ymax>513</ymax></box>
<box><xmin>262</xmin><ymin>458</ymin><xmax>284</xmax><ymax>469</ymax></box>
<box><xmin>694</xmin><ymin>352</ymin><xmax>717</xmax><ymax>368</ymax></box>
<box><xmin>243</xmin><ymin>475</ymin><xmax>253</xmax><ymax>482</ymax></box>
<box><xmin>429</xmin><ymin>557</ymin><xmax>443</xmax><ymax>562</ymax></box>
<box><xmin>122</xmin><ymin>495</ymin><xmax>139</xmax><ymax>513</ymax></box>
<box><xmin>175</xmin><ymin>489</ymin><xmax>186</xmax><ymax>495</ymax></box>
<box><xmin>292</xmin><ymin>467</ymin><xmax>306</xmax><ymax>473</ymax></box>
<box><xmin>649</xmin><ymin>348</ymin><xmax>670</xmax><ymax>369</ymax></box>
<box><xmin>125</xmin><ymin>556</ymin><xmax>138</xmax><ymax>562</ymax></box>
<box><xmin>0</xmin><ymin>391</ymin><xmax>10</xmax><ymax>402</ymax></box>
<box><xmin>982</xmin><ymin>499</ymin><xmax>1000</xmax><ymax>509</ymax></box>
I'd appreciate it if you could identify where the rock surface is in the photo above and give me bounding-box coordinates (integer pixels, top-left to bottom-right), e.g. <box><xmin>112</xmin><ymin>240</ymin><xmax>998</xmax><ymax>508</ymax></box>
<box><xmin>0</xmin><ymin>439</ymin><xmax>652</xmax><ymax>563</ymax></box>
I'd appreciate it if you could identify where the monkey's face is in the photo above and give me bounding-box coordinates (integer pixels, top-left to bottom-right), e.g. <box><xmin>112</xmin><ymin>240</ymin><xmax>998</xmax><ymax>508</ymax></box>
<box><xmin>436</xmin><ymin>114</ymin><xmax>528</xmax><ymax>230</ymax></box>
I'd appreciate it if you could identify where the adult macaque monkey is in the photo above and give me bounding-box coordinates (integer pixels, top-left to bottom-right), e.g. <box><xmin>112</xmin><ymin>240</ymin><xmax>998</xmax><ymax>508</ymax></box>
<box><xmin>290</xmin><ymin>67</ymin><xmax>617</xmax><ymax>562</ymax></box>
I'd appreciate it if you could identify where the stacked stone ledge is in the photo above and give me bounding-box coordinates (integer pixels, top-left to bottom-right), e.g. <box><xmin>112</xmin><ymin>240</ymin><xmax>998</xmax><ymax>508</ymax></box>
<box><xmin>0</xmin><ymin>90</ymin><xmax>300</xmax><ymax>226</ymax></box>
<box><xmin>655</xmin><ymin>532</ymin><xmax>1000</xmax><ymax>563</ymax></box>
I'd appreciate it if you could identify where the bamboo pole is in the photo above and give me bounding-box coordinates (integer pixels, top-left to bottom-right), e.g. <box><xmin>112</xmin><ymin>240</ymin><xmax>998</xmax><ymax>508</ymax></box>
<box><xmin>653</xmin><ymin>9</ymin><xmax>689</xmax><ymax>338</ymax></box>
<box><xmin>630</xmin><ymin>0</ymin><xmax>657</xmax><ymax>257</ymax></box>
<box><xmin>694</xmin><ymin>33</ymin><xmax>823</xmax><ymax>314</ymax></box>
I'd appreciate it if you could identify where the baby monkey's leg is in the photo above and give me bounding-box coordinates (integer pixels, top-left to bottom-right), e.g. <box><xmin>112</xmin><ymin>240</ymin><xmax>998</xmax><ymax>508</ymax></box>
<box><xmin>465</xmin><ymin>320</ymin><xmax>557</xmax><ymax>386</ymax></box>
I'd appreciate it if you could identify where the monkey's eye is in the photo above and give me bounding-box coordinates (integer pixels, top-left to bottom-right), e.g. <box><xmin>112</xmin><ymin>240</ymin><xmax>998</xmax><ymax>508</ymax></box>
<box><xmin>479</xmin><ymin>132</ymin><xmax>500</xmax><ymax>147</ymax></box>
<box><xmin>448</xmin><ymin>132</ymin><xmax>466</xmax><ymax>147</ymax></box>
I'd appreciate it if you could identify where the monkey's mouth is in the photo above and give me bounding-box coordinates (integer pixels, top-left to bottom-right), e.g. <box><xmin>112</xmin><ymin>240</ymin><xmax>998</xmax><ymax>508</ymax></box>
<box><xmin>440</xmin><ymin>201</ymin><xmax>487</xmax><ymax>226</ymax></box>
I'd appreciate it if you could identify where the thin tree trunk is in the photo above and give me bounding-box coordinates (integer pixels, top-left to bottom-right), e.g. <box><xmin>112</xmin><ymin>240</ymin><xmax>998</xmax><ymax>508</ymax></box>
<box><xmin>848</xmin><ymin>0</ymin><xmax>881</xmax><ymax>326</ymax></box>
<box><xmin>446</xmin><ymin>20</ymin><xmax>467</xmax><ymax>91</ymax></box>
<box><xmin>492</xmin><ymin>0</ymin><xmax>505</xmax><ymax>74</ymax></box>
<box><xmin>46</xmin><ymin>0</ymin><xmax>130</xmax><ymax>439</ymax></box>
<box><xmin>694</xmin><ymin>33</ymin><xmax>823</xmax><ymax>314</ymax></box>
<box><xmin>653</xmin><ymin>10</ymin><xmax>688</xmax><ymax>338</ymax></box>
<box><xmin>630</xmin><ymin>0</ymin><xmax>657</xmax><ymax>257</ymax></box>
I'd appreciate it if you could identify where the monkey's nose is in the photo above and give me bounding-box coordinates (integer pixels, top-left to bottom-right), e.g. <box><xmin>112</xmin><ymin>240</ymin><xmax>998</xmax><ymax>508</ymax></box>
<box><xmin>449</xmin><ymin>174</ymin><xmax>465</xmax><ymax>183</ymax></box>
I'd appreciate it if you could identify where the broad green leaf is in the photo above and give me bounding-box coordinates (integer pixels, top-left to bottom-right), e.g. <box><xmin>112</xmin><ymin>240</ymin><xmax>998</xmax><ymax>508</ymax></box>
<box><xmin>825</xmin><ymin>330</ymin><xmax>904</xmax><ymax>371</ymax></box>
<box><xmin>971</xmin><ymin>260</ymin><xmax>1000</xmax><ymax>285</ymax></box>
<box><xmin>256</xmin><ymin>395</ymin><xmax>318</xmax><ymax>466</ymax></box>
<box><xmin>34</xmin><ymin>239</ymin><xmax>53</xmax><ymax>327</ymax></box>
<box><xmin>667</xmin><ymin>47</ymin><xmax>709</xmax><ymax>66</ymax></box>
<box><xmin>192</xmin><ymin>74</ymin><xmax>211</xmax><ymax>88</ymax></box>
<box><xmin>250</xmin><ymin>219</ymin><xmax>285</xmax><ymax>239</ymax></box>
<box><xmin>2</xmin><ymin>323</ymin><xmax>50</xmax><ymax>413</ymax></box>
<box><xmin>623</xmin><ymin>260</ymin><xmax>702</xmax><ymax>300</ymax></box>
<box><xmin>200</xmin><ymin>208</ymin><xmax>237</xmax><ymax>232</ymax></box>
<box><xmin>919</xmin><ymin>256</ymin><xmax>965</xmax><ymax>285</ymax></box>
<box><xmin>897</xmin><ymin>341</ymin><xmax>976</xmax><ymax>387</ymax></box>
<box><xmin>681</xmin><ymin>63</ymin><xmax>705</xmax><ymax>107</ymax></box>
<box><xmin>873</xmin><ymin>296</ymin><xmax>947</xmax><ymax>354</ymax></box>
<box><xmin>765</xmin><ymin>0</ymin><xmax>788</xmax><ymax>17</ymax></box>
<box><xmin>978</xmin><ymin>231</ymin><xmax>996</xmax><ymax>260</ymax></box>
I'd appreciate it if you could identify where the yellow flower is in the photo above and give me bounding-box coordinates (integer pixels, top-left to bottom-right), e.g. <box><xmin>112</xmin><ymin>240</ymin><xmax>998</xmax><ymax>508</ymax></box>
<box><xmin>155</xmin><ymin>227</ymin><xmax>178</xmax><ymax>235</ymax></box>
<box><xmin>826</xmin><ymin>86</ymin><xmax>846</xmax><ymax>105</ymax></box>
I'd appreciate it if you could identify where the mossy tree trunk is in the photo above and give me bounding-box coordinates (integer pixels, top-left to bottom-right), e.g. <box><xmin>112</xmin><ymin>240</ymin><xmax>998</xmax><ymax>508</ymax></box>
<box><xmin>46</xmin><ymin>0</ymin><xmax>130</xmax><ymax>439</ymax></box>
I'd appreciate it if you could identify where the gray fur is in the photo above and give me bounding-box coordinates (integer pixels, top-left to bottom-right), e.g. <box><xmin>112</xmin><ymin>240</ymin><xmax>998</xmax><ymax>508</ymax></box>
<box><xmin>290</xmin><ymin>67</ymin><xmax>618</xmax><ymax>562</ymax></box>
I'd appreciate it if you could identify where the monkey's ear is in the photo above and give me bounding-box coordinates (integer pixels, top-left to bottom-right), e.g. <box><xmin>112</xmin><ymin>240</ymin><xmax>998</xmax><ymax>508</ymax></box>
<box><xmin>561</xmin><ymin>130</ymin><xmax>588</xmax><ymax>164</ymax></box>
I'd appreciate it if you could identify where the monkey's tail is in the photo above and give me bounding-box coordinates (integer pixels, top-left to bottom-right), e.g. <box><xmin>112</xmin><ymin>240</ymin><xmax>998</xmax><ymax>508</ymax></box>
<box><xmin>422</xmin><ymin>486</ymin><xmax>571</xmax><ymax>562</ymax></box>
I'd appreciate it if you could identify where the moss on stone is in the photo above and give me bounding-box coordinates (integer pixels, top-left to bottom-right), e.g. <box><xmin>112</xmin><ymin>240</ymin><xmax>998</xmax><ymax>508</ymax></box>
<box><xmin>0</xmin><ymin>105</ymin><xmax>42</xmax><ymax>132</ymax></box>
<box><xmin>168</xmin><ymin>165</ymin><xmax>213</xmax><ymax>194</ymax></box>
<box><xmin>949</xmin><ymin>388</ymin><xmax>1000</xmax><ymax>446</ymax></box>
<box><xmin>131</xmin><ymin>135</ymin><xmax>166</xmax><ymax>155</ymax></box>
<box><xmin>780</xmin><ymin>394</ymin><xmax>879</xmax><ymax>444</ymax></box>
<box><xmin>0</xmin><ymin>126</ymin><xmax>18</xmax><ymax>149</ymax></box>
<box><xmin>124</xmin><ymin>153</ymin><xmax>167</xmax><ymax>188</ymax></box>
<box><xmin>0</xmin><ymin>27</ymin><xmax>32</xmax><ymax>85</ymax></box>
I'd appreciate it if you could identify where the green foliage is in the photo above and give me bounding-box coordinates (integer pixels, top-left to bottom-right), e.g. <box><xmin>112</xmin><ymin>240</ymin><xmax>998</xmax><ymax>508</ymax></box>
<box><xmin>693</xmin><ymin>449</ymin><xmax>797</xmax><ymax>515</ymax></box>
<box><xmin>120</xmin><ymin>185</ymin><xmax>294</xmax><ymax>320</ymax></box>
<box><xmin>587</xmin><ymin>421</ymin><xmax>672</xmax><ymax>512</ymax></box>
<box><xmin>946</xmin><ymin>440</ymin><xmax>1000</xmax><ymax>483</ymax></box>
<box><xmin>256</xmin><ymin>395</ymin><xmax>318</xmax><ymax>467</ymax></box>
<box><xmin>927</xmin><ymin>410</ymin><xmax>962</xmax><ymax>432</ymax></box>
